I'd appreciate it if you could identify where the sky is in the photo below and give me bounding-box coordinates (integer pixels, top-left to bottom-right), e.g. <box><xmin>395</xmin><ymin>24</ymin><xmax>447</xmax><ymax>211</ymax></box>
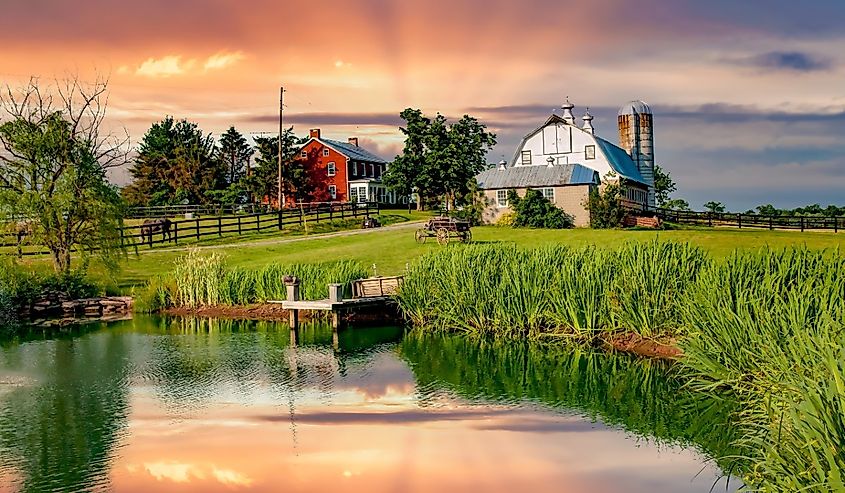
<box><xmin>1</xmin><ymin>0</ymin><xmax>843</xmax><ymax>210</ymax></box>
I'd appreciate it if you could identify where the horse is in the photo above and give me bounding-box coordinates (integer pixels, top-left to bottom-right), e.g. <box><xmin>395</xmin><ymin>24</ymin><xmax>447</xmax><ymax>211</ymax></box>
<box><xmin>7</xmin><ymin>220</ymin><xmax>33</xmax><ymax>258</ymax></box>
<box><xmin>139</xmin><ymin>218</ymin><xmax>173</xmax><ymax>245</ymax></box>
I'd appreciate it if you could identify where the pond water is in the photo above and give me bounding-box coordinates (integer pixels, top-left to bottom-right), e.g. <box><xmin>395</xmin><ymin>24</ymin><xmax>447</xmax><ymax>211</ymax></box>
<box><xmin>0</xmin><ymin>316</ymin><xmax>741</xmax><ymax>493</ymax></box>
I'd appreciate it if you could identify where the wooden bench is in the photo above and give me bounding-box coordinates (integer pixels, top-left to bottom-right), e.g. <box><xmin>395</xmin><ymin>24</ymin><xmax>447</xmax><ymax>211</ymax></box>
<box><xmin>352</xmin><ymin>276</ymin><xmax>404</xmax><ymax>298</ymax></box>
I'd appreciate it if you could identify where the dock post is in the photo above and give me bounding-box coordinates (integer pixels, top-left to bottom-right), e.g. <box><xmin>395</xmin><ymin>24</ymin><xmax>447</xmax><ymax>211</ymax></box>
<box><xmin>331</xmin><ymin>312</ymin><xmax>341</xmax><ymax>330</ymax></box>
<box><xmin>285</xmin><ymin>276</ymin><xmax>301</xmax><ymax>330</ymax></box>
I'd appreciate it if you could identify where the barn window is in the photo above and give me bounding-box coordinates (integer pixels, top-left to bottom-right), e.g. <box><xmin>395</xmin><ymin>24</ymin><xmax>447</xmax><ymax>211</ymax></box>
<box><xmin>585</xmin><ymin>145</ymin><xmax>596</xmax><ymax>160</ymax></box>
<box><xmin>521</xmin><ymin>151</ymin><xmax>532</xmax><ymax>165</ymax></box>
<box><xmin>300</xmin><ymin>150</ymin><xmax>307</xmax><ymax>159</ymax></box>
<box><xmin>496</xmin><ymin>190</ymin><xmax>508</xmax><ymax>207</ymax></box>
<box><xmin>351</xmin><ymin>161</ymin><xmax>357</xmax><ymax>176</ymax></box>
<box><xmin>327</xmin><ymin>162</ymin><xmax>336</xmax><ymax>176</ymax></box>
<box><xmin>329</xmin><ymin>185</ymin><xmax>337</xmax><ymax>199</ymax></box>
<box><xmin>323</xmin><ymin>148</ymin><xmax>330</xmax><ymax>157</ymax></box>
<box><xmin>541</xmin><ymin>188</ymin><xmax>555</xmax><ymax>202</ymax></box>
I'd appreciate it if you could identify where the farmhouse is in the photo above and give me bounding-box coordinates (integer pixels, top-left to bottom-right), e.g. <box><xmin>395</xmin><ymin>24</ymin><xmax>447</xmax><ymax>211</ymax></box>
<box><xmin>291</xmin><ymin>129</ymin><xmax>396</xmax><ymax>206</ymax></box>
<box><xmin>476</xmin><ymin>99</ymin><xmax>655</xmax><ymax>226</ymax></box>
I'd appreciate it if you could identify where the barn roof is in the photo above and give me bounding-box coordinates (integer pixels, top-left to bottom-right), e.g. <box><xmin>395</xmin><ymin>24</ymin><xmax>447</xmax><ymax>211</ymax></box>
<box><xmin>594</xmin><ymin>137</ymin><xmax>647</xmax><ymax>184</ymax></box>
<box><xmin>476</xmin><ymin>162</ymin><xmax>599</xmax><ymax>190</ymax></box>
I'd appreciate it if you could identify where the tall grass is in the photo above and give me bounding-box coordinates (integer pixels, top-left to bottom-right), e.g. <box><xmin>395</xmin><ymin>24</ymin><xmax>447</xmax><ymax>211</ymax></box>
<box><xmin>679</xmin><ymin>248</ymin><xmax>845</xmax><ymax>491</ymax></box>
<box><xmin>144</xmin><ymin>250</ymin><xmax>368</xmax><ymax>309</ymax></box>
<box><xmin>398</xmin><ymin>240</ymin><xmax>706</xmax><ymax>339</ymax></box>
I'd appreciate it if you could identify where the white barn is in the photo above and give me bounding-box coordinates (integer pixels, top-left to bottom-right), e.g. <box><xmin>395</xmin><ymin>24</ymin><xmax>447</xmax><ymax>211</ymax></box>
<box><xmin>476</xmin><ymin>98</ymin><xmax>655</xmax><ymax>226</ymax></box>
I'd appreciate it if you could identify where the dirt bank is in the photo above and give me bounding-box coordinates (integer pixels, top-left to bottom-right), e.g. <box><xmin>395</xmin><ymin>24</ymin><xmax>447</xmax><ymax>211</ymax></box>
<box><xmin>601</xmin><ymin>332</ymin><xmax>683</xmax><ymax>360</ymax></box>
<box><xmin>162</xmin><ymin>303</ymin><xmax>403</xmax><ymax>325</ymax></box>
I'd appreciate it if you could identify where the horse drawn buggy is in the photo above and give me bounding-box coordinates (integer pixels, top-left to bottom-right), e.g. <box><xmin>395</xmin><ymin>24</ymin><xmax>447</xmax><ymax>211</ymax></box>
<box><xmin>414</xmin><ymin>216</ymin><xmax>472</xmax><ymax>245</ymax></box>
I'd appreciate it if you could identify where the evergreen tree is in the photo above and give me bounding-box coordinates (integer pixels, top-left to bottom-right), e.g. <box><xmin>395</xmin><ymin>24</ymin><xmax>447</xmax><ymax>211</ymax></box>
<box><xmin>248</xmin><ymin>128</ymin><xmax>308</xmax><ymax>205</ymax></box>
<box><xmin>123</xmin><ymin>117</ymin><xmax>225</xmax><ymax>206</ymax></box>
<box><xmin>218</xmin><ymin>126</ymin><xmax>254</xmax><ymax>185</ymax></box>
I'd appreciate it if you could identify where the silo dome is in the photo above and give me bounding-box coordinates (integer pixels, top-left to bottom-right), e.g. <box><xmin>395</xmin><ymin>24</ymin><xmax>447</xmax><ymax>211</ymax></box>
<box><xmin>618</xmin><ymin>100</ymin><xmax>652</xmax><ymax>116</ymax></box>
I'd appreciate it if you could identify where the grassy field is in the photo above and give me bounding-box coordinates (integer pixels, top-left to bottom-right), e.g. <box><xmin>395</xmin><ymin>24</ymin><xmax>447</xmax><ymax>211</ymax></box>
<box><xmin>57</xmin><ymin>223</ymin><xmax>843</xmax><ymax>292</ymax></box>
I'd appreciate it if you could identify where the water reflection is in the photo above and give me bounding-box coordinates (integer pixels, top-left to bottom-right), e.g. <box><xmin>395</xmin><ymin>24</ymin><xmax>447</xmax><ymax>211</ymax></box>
<box><xmin>0</xmin><ymin>317</ymin><xmax>739</xmax><ymax>492</ymax></box>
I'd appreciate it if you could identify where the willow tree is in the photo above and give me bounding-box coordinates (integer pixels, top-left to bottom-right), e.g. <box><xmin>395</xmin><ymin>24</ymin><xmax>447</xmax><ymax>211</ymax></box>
<box><xmin>0</xmin><ymin>77</ymin><xmax>128</xmax><ymax>273</ymax></box>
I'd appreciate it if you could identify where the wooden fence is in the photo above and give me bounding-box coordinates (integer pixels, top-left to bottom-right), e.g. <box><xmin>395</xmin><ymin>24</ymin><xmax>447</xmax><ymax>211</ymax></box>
<box><xmin>648</xmin><ymin>207</ymin><xmax>844</xmax><ymax>232</ymax></box>
<box><xmin>2</xmin><ymin>201</ymin><xmax>379</xmax><ymax>256</ymax></box>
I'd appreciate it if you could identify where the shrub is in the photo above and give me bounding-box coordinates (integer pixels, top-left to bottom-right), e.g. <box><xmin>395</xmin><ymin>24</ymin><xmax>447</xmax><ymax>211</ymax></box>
<box><xmin>507</xmin><ymin>189</ymin><xmax>574</xmax><ymax>229</ymax></box>
<box><xmin>587</xmin><ymin>179</ymin><xmax>625</xmax><ymax>228</ymax></box>
<box><xmin>495</xmin><ymin>211</ymin><xmax>515</xmax><ymax>227</ymax></box>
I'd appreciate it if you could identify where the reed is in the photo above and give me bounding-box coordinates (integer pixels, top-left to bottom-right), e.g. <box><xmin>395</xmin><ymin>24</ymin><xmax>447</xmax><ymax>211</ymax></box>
<box><xmin>679</xmin><ymin>248</ymin><xmax>845</xmax><ymax>491</ymax></box>
<box><xmin>398</xmin><ymin>240</ymin><xmax>706</xmax><ymax>339</ymax></box>
<box><xmin>152</xmin><ymin>250</ymin><xmax>367</xmax><ymax>308</ymax></box>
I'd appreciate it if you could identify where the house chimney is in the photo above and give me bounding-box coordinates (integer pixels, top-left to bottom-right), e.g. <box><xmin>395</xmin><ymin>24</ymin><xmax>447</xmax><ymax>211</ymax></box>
<box><xmin>309</xmin><ymin>128</ymin><xmax>321</xmax><ymax>139</ymax></box>
<box><xmin>348</xmin><ymin>137</ymin><xmax>359</xmax><ymax>147</ymax></box>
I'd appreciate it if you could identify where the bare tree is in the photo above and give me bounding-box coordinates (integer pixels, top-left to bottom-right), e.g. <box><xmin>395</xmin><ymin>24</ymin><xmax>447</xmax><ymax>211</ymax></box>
<box><xmin>0</xmin><ymin>75</ymin><xmax>130</xmax><ymax>272</ymax></box>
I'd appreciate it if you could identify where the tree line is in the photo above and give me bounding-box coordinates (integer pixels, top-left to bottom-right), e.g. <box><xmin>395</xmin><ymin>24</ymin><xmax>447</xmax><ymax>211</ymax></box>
<box><xmin>122</xmin><ymin>119</ymin><xmax>311</xmax><ymax>207</ymax></box>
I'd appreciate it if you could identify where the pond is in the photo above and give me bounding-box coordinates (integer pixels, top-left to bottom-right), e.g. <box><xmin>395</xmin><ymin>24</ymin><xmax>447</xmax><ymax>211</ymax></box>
<box><xmin>0</xmin><ymin>316</ymin><xmax>741</xmax><ymax>493</ymax></box>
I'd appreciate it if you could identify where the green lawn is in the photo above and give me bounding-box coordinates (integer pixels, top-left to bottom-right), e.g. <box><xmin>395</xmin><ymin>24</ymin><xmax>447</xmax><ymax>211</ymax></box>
<box><xmin>78</xmin><ymin>224</ymin><xmax>845</xmax><ymax>293</ymax></box>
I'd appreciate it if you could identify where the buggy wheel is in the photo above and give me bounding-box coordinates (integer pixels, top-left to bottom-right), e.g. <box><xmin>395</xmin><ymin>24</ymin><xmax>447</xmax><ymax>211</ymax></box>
<box><xmin>436</xmin><ymin>228</ymin><xmax>449</xmax><ymax>245</ymax></box>
<box><xmin>414</xmin><ymin>229</ymin><xmax>427</xmax><ymax>244</ymax></box>
<box><xmin>462</xmin><ymin>230</ymin><xmax>472</xmax><ymax>243</ymax></box>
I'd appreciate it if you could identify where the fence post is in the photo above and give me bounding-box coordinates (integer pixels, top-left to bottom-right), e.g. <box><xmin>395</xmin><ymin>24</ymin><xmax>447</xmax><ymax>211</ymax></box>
<box><xmin>257</xmin><ymin>213</ymin><xmax>261</xmax><ymax>231</ymax></box>
<box><xmin>835</xmin><ymin>218</ymin><xmax>839</xmax><ymax>233</ymax></box>
<box><xmin>278</xmin><ymin>210</ymin><xmax>283</xmax><ymax>230</ymax></box>
<box><xmin>769</xmin><ymin>216</ymin><xmax>773</xmax><ymax>230</ymax></box>
<box><xmin>174</xmin><ymin>222</ymin><xmax>179</xmax><ymax>244</ymax></box>
<box><xmin>329</xmin><ymin>203</ymin><xmax>334</xmax><ymax>222</ymax></box>
<box><xmin>237</xmin><ymin>216</ymin><xmax>242</xmax><ymax>235</ymax></box>
<box><xmin>196</xmin><ymin>218</ymin><xmax>200</xmax><ymax>241</ymax></box>
<box><xmin>217</xmin><ymin>217</ymin><xmax>222</xmax><ymax>237</ymax></box>
<box><xmin>737</xmin><ymin>213</ymin><xmax>742</xmax><ymax>229</ymax></box>
<box><xmin>299</xmin><ymin>207</ymin><xmax>304</xmax><ymax>225</ymax></box>
<box><xmin>341</xmin><ymin>203</ymin><xmax>345</xmax><ymax>220</ymax></box>
<box><xmin>708</xmin><ymin>212</ymin><xmax>712</xmax><ymax>227</ymax></box>
<box><xmin>801</xmin><ymin>216</ymin><xmax>805</xmax><ymax>232</ymax></box>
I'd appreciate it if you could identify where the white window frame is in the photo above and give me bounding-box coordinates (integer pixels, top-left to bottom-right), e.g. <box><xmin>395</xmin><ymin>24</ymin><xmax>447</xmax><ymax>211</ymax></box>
<box><xmin>300</xmin><ymin>150</ymin><xmax>307</xmax><ymax>159</ymax></box>
<box><xmin>585</xmin><ymin>145</ymin><xmax>596</xmax><ymax>160</ymax></box>
<box><xmin>521</xmin><ymin>151</ymin><xmax>532</xmax><ymax>165</ymax></box>
<box><xmin>328</xmin><ymin>185</ymin><xmax>337</xmax><ymax>200</ymax></box>
<box><xmin>327</xmin><ymin>161</ymin><xmax>336</xmax><ymax>176</ymax></box>
<box><xmin>351</xmin><ymin>161</ymin><xmax>357</xmax><ymax>176</ymax></box>
<box><xmin>368</xmin><ymin>164</ymin><xmax>374</xmax><ymax>177</ymax></box>
<box><xmin>323</xmin><ymin>148</ymin><xmax>330</xmax><ymax>157</ymax></box>
<box><xmin>541</xmin><ymin>188</ymin><xmax>555</xmax><ymax>202</ymax></box>
<box><xmin>496</xmin><ymin>190</ymin><xmax>508</xmax><ymax>207</ymax></box>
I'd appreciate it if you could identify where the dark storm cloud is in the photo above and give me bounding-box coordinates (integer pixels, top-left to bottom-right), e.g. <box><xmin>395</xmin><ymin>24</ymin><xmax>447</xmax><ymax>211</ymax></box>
<box><xmin>732</xmin><ymin>51</ymin><xmax>833</xmax><ymax>72</ymax></box>
<box><xmin>246</xmin><ymin>112</ymin><xmax>405</xmax><ymax>127</ymax></box>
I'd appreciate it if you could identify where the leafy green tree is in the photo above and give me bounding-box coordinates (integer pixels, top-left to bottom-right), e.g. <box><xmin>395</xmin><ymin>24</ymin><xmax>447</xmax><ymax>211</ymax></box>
<box><xmin>384</xmin><ymin>109</ymin><xmax>431</xmax><ymax>210</ymax></box>
<box><xmin>664</xmin><ymin>198</ymin><xmax>690</xmax><ymax>211</ymax></box>
<box><xmin>703</xmin><ymin>201</ymin><xmax>726</xmax><ymax>213</ymax></box>
<box><xmin>755</xmin><ymin>204</ymin><xmax>778</xmax><ymax>216</ymax></box>
<box><xmin>586</xmin><ymin>173</ymin><xmax>626</xmax><ymax>228</ymax></box>
<box><xmin>507</xmin><ymin>189</ymin><xmax>574</xmax><ymax>228</ymax></box>
<box><xmin>218</xmin><ymin>126</ymin><xmax>254</xmax><ymax>185</ymax></box>
<box><xmin>653</xmin><ymin>164</ymin><xmax>677</xmax><ymax>207</ymax></box>
<box><xmin>0</xmin><ymin>77</ymin><xmax>127</xmax><ymax>273</ymax></box>
<box><xmin>443</xmin><ymin>115</ymin><xmax>497</xmax><ymax>210</ymax></box>
<box><xmin>384</xmin><ymin>108</ymin><xmax>496</xmax><ymax>210</ymax></box>
<box><xmin>122</xmin><ymin>117</ymin><xmax>225</xmax><ymax>206</ymax></box>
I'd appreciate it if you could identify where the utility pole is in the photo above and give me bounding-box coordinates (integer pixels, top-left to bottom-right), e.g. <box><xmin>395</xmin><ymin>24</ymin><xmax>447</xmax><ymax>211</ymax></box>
<box><xmin>277</xmin><ymin>86</ymin><xmax>285</xmax><ymax>210</ymax></box>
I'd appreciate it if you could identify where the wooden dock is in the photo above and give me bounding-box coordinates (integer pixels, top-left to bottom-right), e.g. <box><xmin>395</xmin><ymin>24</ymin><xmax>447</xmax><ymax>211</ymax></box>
<box><xmin>273</xmin><ymin>276</ymin><xmax>402</xmax><ymax>330</ymax></box>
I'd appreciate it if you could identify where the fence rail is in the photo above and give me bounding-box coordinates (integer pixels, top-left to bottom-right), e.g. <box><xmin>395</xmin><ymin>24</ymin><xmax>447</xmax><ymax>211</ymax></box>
<box><xmin>2</xmin><ymin>202</ymin><xmax>379</xmax><ymax>257</ymax></box>
<box><xmin>645</xmin><ymin>206</ymin><xmax>844</xmax><ymax>232</ymax></box>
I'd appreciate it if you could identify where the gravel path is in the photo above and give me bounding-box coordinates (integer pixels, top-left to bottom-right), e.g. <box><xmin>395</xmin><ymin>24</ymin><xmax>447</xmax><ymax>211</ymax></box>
<box><xmin>138</xmin><ymin>220</ymin><xmax>427</xmax><ymax>255</ymax></box>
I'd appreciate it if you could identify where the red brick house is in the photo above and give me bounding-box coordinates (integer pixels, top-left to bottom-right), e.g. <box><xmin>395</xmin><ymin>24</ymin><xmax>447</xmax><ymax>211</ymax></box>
<box><xmin>287</xmin><ymin>129</ymin><xmax>395</xmax><ymax>206</ymax></box>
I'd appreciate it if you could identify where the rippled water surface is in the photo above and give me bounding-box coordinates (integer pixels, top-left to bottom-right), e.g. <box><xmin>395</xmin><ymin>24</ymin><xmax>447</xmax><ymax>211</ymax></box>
<box><xmin>0</xmin><ymin>317</ymin><xmax>740</xmax><ymax>492</ymax></box>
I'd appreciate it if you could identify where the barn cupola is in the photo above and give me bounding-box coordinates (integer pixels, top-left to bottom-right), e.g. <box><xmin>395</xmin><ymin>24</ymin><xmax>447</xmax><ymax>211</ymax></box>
<box><xmin>582</xmin><ymin>108</ymin><xmax>594</xmax><ymax>134</ymax></box>
<box><xmin>546</xmin><ymin>156</ymin><xmax>555</xmax><ymax>168</ymax></box>
<box><xmin>498</xmin><ymin>159</ymin><xmax>507</xmax><ymax>171</ymax></box>
<box><xmin>561</xmin><ymin>97</ymin><xmax>576</xmax><ymax>125</ymax></box>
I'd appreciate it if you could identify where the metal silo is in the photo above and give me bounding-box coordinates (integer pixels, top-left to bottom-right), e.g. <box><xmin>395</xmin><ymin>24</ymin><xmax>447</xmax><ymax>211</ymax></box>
<box><xmin>618</xmin><ymin>101</ymin><xmax>655</xmax><ymax>207</ymax></box>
